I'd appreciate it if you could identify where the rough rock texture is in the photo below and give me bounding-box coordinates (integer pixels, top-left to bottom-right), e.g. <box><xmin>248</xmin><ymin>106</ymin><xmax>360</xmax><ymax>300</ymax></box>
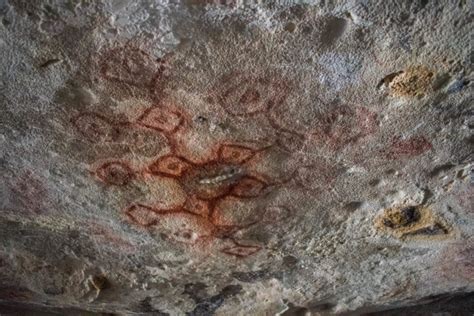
<box><xmin>0</xmin><ymin>1</ymin><xmax>472</xmax><ymax>315</ymax></box>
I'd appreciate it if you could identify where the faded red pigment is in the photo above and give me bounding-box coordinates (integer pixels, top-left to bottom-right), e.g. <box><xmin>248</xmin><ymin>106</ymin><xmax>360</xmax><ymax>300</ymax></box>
<box><xmin>126</xmin><ymin>136</ymin><xmax>272</xmax><ymax>257</ymax></box>
<box><xmin>210</xmin><ymin>72</ymin><xmax>380</xmax><ymax>153</ymax></box>
<box><xmin>211</xmin><ymin>71</ymin><xmax>290</xmax><ymax>118</ymax></box>
<box><xmin>76</xmin><ymin>103</ymin><xmax>342</xmax><ymax>257</ymax></box>
<box><xmin>73</xmin><ymin>99</ymin><xmax>274</xmax><ymax>257</ymax></box>
<box><xmin>99</xmin><ymin>44</ymin><xmax>171</xmax><ymax>101</ymax></box>
<box><xmin>269</xmin><ymin>103</ymin><xmax>379</xmax><ymax>151</ymax></box>
<box><xmin>10</xmin><ymin>171</ymin><xmax>50</xmax><ymax>215</ymax></box>
<box><xmin>385</xmin><ymin>136</ymin><xmax>433</xmax><ymax>159</ymax></box>
<box><xmin>88</xmin><ymin>221</ymin><xmax>135</xmax><ymax>252</ymax></box>
<box><xmin>71</xmin><ymin>44</ymin><xmax>432</xmax><ymax>258</ymax></box>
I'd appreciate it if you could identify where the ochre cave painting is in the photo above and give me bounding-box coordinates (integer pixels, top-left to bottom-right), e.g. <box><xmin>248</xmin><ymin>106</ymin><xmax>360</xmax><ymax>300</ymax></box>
<box><xmin>209</xmin><ymin>71</ymin><xmax>380</xmax><ymax>152</ymax></box>
<box><xmin>384</xmin><ymin>136</ymin><xmax>433</xmax><ymax>160</ymax></box>
<box><xmin>269</xmin><ymin>102</ymin><xmax>380</xmax><ymax>151</ymax></box>
<box><xmin>211</xmin><ymin>71</ymin><xmax>290</xmax><ymax>118</ymax></box>
<box><xmin>75</xmin><ymin>105</ymin><xmax>292</xmax><ymax>258</ymax></box>
<box><xmin>98</xmin><ymin>44</ymin><xmax>171</xmax><ymax>101</ymax></box>
<box><xmin>7</xmin><ymin>171</ymin><xmax>50</xmax><ymax>215</ymax></box>
<box><xmin>125</xmin><ymin>139</ymin><xmax>276</xmax><ymax>258</ymax></box>
<box><xmin>71</xmin><ymin>44</ymin><xmax>435</xmax><ymax>258</ymax></box>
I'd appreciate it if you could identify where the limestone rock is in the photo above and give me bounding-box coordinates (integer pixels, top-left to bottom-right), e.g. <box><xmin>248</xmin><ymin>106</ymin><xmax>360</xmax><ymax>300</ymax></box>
<box><xmin>0</xmin><ymin>1</ymin><xmax>472</xmax><ymax>315</ymax></box>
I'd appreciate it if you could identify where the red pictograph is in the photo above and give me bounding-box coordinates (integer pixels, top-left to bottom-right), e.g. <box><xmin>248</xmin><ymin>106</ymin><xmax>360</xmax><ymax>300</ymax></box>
<box><xmin>210</xmin><ymin>71</ymin><xmax>379</xmax><ymax>153</ymax></box>
<box><xmin>126</xmin><ymin>141</ymin><xmax>272</xmax><ymax>256</ymax></box>
<box><xmin>211</xmin><ymin>72</ymin><xmax>289</xmax><ymax>118</ymax></box>
<box><xmin>100</xmin><ymin>46</ymin><xmax>158</xmax><ymax>86</ymax></box>
<box><xmin>136</xmin><ymin>106</ymin><xmax>186</xmax><ymax>134</ymax></box>
<box><xmin>98</xmin><ymin>44</ymin><xmax>171</xmax><ymax>99</ymax></box>
<box><xmin>71</xmin><ymin>112</ymin><xmax>121</xmax><ymax>143</ymax></box>
<box><xmin>310</xmin><ymin>105</ymin><xmax>379</xmax><ymax>150</ymax></box>
<box><xmin>384</xmin><ymin>136</ymin><xmax>433</xmax><ymax>159</ymax></box>
<box><xmin>73</xmin><ymin>55</ymin><xmax>378</xmax><ymax>257</ymax></box>
<box><xmin>70</xmin><ymin>97</ymin><xmax>352</xmax><ymax>258</ymax></box>
<box><xmin>9</xmin><ymin>171</ymin><xmax>50</xmax><ymax>215</ymax></box>
<box><xmin>269</xmin><ymin>103</ymin><xmax>379</xmax><ymax>151</ymax></box>
<box><xmin>72</xmin><ymin>103</ymin><xmax>279</xmax><ymax>257</ymax></box>
<box><xmin>95</xmin><ymin>161</ymin><xmax>134</xmax><ymax>186</ymax></box>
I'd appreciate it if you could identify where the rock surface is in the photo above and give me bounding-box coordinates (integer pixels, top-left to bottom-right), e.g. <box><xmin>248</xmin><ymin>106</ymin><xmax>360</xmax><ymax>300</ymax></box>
<box><xmin>0</xmin><ymin>1</ymin><xmax>472</xmax><ymax>315</ymax></box>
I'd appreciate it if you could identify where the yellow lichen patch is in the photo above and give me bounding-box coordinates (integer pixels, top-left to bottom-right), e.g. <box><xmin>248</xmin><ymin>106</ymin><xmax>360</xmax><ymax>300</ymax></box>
<box><xmin>374</xmin><ymin>205</ymin><xmax>453</xmax><ymax>240</ymax></box>
<box><xmin>386</xmin><ymin>66</ymin><xmax>435</xmax><ymax>97</ymax></box>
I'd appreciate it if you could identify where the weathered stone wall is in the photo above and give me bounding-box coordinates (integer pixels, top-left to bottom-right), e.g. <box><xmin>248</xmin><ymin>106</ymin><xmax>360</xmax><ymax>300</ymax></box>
<box><xmin>0</xmin><ymin>1</ymin><xmax>472</xmax><ymax>315</ymax></box>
